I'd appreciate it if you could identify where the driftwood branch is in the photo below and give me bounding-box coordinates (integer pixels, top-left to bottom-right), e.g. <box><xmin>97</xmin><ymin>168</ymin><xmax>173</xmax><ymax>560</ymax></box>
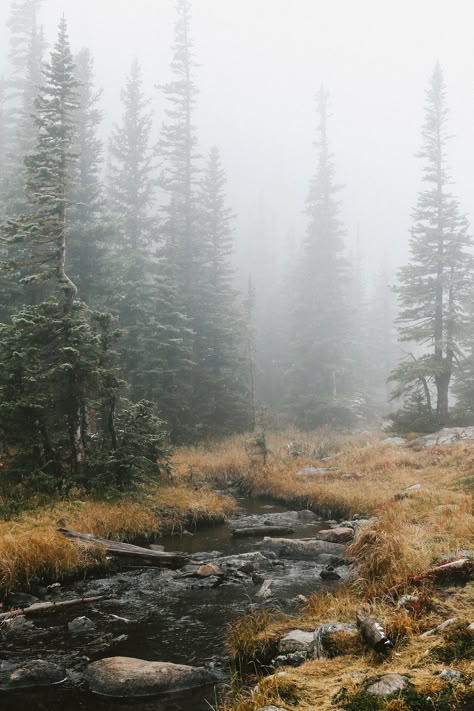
<box><xmin>0</xmin><ymin>595</ymin><xmax>107</xmax><ymax>620</ymax></box>
<box><xmin>58</xmin><ymin>528</ymin><xmax>187</xmax><ymax>569</ymax></box>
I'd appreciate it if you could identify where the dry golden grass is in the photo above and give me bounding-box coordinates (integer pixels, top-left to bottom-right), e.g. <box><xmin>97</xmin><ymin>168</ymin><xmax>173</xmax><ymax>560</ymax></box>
<box><xmin>205</xmin><ymin>433</ymin><xmax>474</xmax><ymax>710</ymax></box>
<box><xmin>0</xmin><ymin>484</ymin><xmax>236</xmax><ymax>597</ymax></box>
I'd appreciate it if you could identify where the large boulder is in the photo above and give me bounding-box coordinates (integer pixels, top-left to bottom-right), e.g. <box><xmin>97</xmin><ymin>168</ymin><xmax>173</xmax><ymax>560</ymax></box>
<box><xmin>0</xmin><ymin>660</ymin><xmax>66</xmax><ymax>690</ymax></box>
<box><xmin>261</xmin><ymin>537</ymin><xmax>346</xmax><ymax>561</ymax></box>
<box><xmin>413</xmin><ymin>426</ymin><xmax>474</xmax><ymax>447</ymax></box>
<box><xmin>366</xmin><ymin>673</ymin><xmax>409</xmax><ymax>697</ymax></box>
<box><xmin>86</xmin><ymin>657</ymin><xmax>215</xmax><ymax>698</ymax></box>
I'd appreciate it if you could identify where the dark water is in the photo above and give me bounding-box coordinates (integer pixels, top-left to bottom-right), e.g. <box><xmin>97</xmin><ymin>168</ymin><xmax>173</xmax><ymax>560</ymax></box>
<box><xmin>0</xmin><ymin>497</ymin><xmax>338</xmax><ymax>711</ymax></box>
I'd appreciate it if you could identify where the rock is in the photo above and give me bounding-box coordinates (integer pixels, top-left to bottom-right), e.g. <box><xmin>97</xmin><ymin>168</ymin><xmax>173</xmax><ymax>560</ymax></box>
<box><xmin>296</xmin><ymin>466</ymin><xmax>339</xmax><ymax>476</ymax></box>
<box><xmin>439</xmin><ymin>669</ymin><xmax>461</xmax><ymax>681</ymax></box>
<box><xmin>413</xmin><ymin>426</ymin><xmax>474</xmax><ymax>447</ymax></box>
<box><xmin>297</xmin><ymin>509</ymin><xmax>319</xmax><ymax>521</ymax></box>
<box><xmin>213</xmin><ymin>551</ymin><xmax>273</xmax><ymax>574</ymax></box>
<box><xmin>2</xmin><ymin>614</ymin><xmax>35</xmax><ymax>631</ymax></box>
<box><xmin>261</xmin><ymin>537</ymin><xmax>346</xmax><ymax>561</ymax></box>
<box><xmin>366</xmin><ymin>673</ymin><xmax>409</xmax><ymax>697</ymax></box>
<box><xmin>278</xmin><ymin>629</ymin><xmax>314</xmax><ymax>655</ymax></box>
<box><xmin>195</xmin><ymin>563</ymin><xmax>222</xmax><ymax>578</ymax></box>
<box><xmin>7</xmin><ymin>592</ymin><xmax>39</xmax><ymax>608</ymax></box>
<box><xmin>320</xmin><ymin>566</ymin><xmax>341</xmax><ymax>581</ymax></box>
<box><xmin>273</xmin><ymin>651</ymin><xmax>307</xmax><ymax>668</ymax></box>
<box><xmin>86</xmin><ymin>657</ymin><xmax>215</xmax><ymax>698</ymax></box>
<box><xmin>291</xmin><ymin>594</ymin><xmax>308</xmax><ymax>605</ymax></box>
<box><xmin>68</xmin><ymin>616</ymin><xmax>97</xmax><ymax>635</ymax></box>
<box><xmin>0</xmin><ymin>660</ymin><xmax>66</xmax><ymax>690</ymax></box>
<box><xmin>467</xmin><ymin>622</ymin><xmax>474</xmax><ymax>632</ymax></box>
<box><xmin>421</xmin><ymin>617</ymin><xmax>457</xmax><ymax>638</ymax></box>
<box><xmin>149</xmin><ymin>544</ymin><xmax>165</xmax><ymax>552</ymax></box>
<box><xmin>315</xmin><ymin>527</ymin><xmax>354</xmax><ymax>543</ymax></box>
<box><xmin>256</xmin><ymin>580</ymin><xmax>273</xmax><ymax>599</ymax></box>
<box><xmin>382</xmin><ymin>436</ymin><xmax>405</xmax><ymax>446</ymax></box>
<box><xmin>313</xmin><ymin>623</ymin><xmax>358</xmax><ymax>658</ymax></box>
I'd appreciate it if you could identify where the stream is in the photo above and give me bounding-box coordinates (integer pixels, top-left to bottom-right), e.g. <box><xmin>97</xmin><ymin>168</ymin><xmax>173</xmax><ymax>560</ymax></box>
<box><xmin>0</xmin><ymin>496</ymin><xmax>351</xmax><ymax>711</ymax></box>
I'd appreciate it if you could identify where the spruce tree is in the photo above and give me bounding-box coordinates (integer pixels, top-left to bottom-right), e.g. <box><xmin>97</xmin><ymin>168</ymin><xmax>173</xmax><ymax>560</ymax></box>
<box><xmin>193</xmin><ymin>147</ymin><xmax>249</xmax><ymax>434</ymax></box>
<box><xmin>106</xmin><ymin>58</ymin><xmax>156</xmax><ymax>400</ymax></box>
<box><xmin>287</xmin><ymin>87</ymin><xmax>352</xmax><ymax>428</ymax></box>
<box><xmin>158</xmin><ymin>0</ymin><xmax>199</xmax><ymax>311</ymax></box>
<box><xmin>67</xmin><ymin>47</ymin><xmax>108</xmax><ymax>306</ymax></box>
<box><xmin>5</xmin><ymin>0</ymin><xmax>46</xmax><ymax>212</ymax></box>
<box><xmin>393</xmin><ymin>64</ymin><xmax>473</xmax><ymax>427</ymax></box>
<box><xmin>156</xmin><ymin>0</ymin><xmax>201</xmax><ymax>436</ymax></box>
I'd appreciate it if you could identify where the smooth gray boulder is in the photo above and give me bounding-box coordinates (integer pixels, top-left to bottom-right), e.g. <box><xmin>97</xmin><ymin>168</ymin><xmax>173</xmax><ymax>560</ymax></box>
<box><xmin>366</xmin><ymin>673</ymin><xmax>409</xmax><ymax>697</ymax></box>
<box><xmin>0</xmin><ymin>660</ymin><xmax>66</xmax><ymax>690</ymax></box>
<box><xmin>86</xmin><ymin>657</ymin><xmax>215</xmax><ymax>697</ymax></box>
<box><xmin>413</xmin><ymin>426</ymin><xmax>474</xmax><ymax>447</ymax></box>
<box><xmin>261</xmin><ymin>537</ymin><xmax>346</xmax><ymax>561</ymax></box>
<box><xmin>278</xmin><ymin>629</ymin><xmax>314</xmax><ymax>655</ymax></box>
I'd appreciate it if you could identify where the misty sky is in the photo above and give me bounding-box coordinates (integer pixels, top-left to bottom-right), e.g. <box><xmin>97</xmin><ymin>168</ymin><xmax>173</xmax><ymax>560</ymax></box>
<box><xmin>2</xmin><ymin>0</ymin><xmax>474</xmax><ymax>284</ymax></box>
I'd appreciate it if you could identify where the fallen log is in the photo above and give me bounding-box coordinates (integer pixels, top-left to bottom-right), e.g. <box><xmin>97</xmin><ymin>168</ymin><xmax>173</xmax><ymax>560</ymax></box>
<box><xmin>231</xmin><ymin>526</ymin><xmax>295</xmax><ymax>537</ymax></box>
<box><xmin>356</xmin><ymin>610</ymin><xmax>393</xmax><ymax>654</ymax></box>
<box><xmin>57</xmin><ymin>528</ymin><xmax>188</xmax><ymax>569</ymax></box>
<box><xmin>0</xmin><ymin>595</ymin><xmax>107</xmax><ymax>620</ymax></box>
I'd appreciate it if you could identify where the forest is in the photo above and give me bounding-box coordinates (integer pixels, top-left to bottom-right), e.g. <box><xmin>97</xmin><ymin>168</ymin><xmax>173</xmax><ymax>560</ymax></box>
<box><xmin>0</xmin><ymin>3</ymin><xmax>473</xmax><ymax>711</ymax></box>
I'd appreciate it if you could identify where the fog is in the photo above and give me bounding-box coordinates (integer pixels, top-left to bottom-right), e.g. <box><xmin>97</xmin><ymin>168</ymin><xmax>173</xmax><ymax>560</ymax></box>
<box><xmin>3</xmin><ymin>0</ymin><xmax>474</xmax><ymax>275</ymax></box>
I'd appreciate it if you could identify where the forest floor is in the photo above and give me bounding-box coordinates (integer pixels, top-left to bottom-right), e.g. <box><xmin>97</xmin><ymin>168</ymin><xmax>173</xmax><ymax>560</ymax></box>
<box><xmin>174</xmin><ymin>430</ymin><xmax>474</xmax><ymax>710</ymax></box>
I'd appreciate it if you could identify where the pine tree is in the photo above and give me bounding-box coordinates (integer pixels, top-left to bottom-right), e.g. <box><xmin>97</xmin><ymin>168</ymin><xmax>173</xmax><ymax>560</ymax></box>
<box><xmin>393</xmin><ymin>64</ymin><xmax>473</xmax><ymax>427</ymax></box>
<box><xmin>193</xmin><ymin>147</ymin><xmax>249</xmax><ymax>434</ymax></box>
<box><xmin>67</xmin><ymin>47</ymin><xmax>108</xmax><ymax>306</ymax></box>
<box><xmin>158</xmin><ymin>0</ymin><xmax>200</xmax><ymax>313</ymax></box>
<box><xmin>5</xmin><ymin>0</ymin><xmax>46</xmax><ymax>212</ymax></box>
<box><xmin>106</xmin><ymin>58</ymin><xmax>157</xmax><ymax>401</ymax></box>
<box><xmin>287</xmin><ymin>87</ymin><xmax>352</xmax><ymax>428</ymax></box>
<box><xmin>156</xmin><ymin>0</ymin><xmax>203</xmax><ymax>437</ymax></box>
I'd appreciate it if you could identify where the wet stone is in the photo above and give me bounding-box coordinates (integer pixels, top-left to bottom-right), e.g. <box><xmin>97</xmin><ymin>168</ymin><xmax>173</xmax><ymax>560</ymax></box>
<box><xmin>0</xmin><ymin>659</ymin><xmax>66</xmax><ymax>690</ymax></box>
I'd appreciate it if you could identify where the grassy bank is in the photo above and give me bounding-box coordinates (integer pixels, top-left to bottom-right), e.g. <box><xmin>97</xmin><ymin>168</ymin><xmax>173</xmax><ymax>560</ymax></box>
<box><xmin>175</xmin><ymin>431</ymin><xmax>474</xmax><ymax>710</ymax></box>
<box><xmin>0</xmin><ymin>485</ymin><xmax>236</xmax><ymax>598</ymax></box>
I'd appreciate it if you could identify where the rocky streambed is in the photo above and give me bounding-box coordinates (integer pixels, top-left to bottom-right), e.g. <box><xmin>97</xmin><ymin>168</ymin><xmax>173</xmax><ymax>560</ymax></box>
<box><xmin>0</xmin><ymin>496</ymin><xmax>362</xmax><ymax>711</ymax></box>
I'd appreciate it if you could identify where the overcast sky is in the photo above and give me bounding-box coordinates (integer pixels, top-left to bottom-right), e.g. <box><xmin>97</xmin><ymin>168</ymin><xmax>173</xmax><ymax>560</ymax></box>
<box><xmin>2</xmin><ymin>0</ymin><xmax>474</xmax><ymax>283</ymax></box>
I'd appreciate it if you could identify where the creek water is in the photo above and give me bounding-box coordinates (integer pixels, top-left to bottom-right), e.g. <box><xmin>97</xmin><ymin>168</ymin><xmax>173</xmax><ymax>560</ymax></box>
<box><xmin>1</xmin><ymin>496</ymin><xmax>342</xmax><ymax>711</ymax></box>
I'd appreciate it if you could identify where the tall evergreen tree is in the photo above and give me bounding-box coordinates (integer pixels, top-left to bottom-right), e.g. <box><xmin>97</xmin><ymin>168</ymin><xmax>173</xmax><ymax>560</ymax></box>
<box><xmin>107</xmin><ymin>58</ymin><xmax>156</xmax><ymax>399</ymax></box>
<box><xmin>158</xmin><ymin>0</ymin><xmax>200</xmax><ymax>312</ymax></box>
<box><xmin>67</xmin><ymin>47</ymin><xmax>108</xmax><ymax>305</ymax></box>
<box><xmin>5</xmin><ymin>0</ymin><xmax>46</xmax><ymax>212</ymax></box>
<box><xmin>392</xmin><ymin>64</ymin><xmax>473</xmax><ymax>426</ymax></box>
<box><xmin>286</xmin><ymin>87</ymin><xmax>352</xmax><ymax>428</ymax></box>
<box><xmin>193</xmin><ymin>147</ymin><xmax>249</xmax><ymax>434</ymax></box>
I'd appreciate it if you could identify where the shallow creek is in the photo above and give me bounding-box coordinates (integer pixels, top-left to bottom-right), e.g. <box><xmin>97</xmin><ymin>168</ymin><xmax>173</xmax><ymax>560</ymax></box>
<box><xmin>0</xmin><ymin>496</ymin><xmax>348</xmax><ymax>711</ymax></box>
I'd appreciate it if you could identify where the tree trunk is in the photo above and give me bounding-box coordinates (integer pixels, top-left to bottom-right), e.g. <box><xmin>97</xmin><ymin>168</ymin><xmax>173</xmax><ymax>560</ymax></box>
<box><xmin>435</xmin><ymin>371</ymin><xmax>450</xmax><ymax>425</ymax></box>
